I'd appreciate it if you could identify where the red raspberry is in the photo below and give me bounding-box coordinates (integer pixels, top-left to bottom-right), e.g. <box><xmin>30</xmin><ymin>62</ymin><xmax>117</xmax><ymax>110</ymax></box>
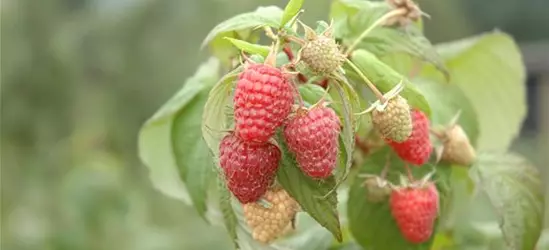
<box><xmin>283</xmin><ymin>106</ymin><xmax>341</xmax><ymax>179</ymax></box>
<box><xmin>390</xmin><ymin>181</ymin><xmax>439</xmax><ymax>243</ymax></box>
<box><xmin>234</xmin><ymin>64</ymin><xmax>294</xmax><ymax>143</ymax></box>
<box><xmin>219</xmin><ymin>134</ymin><xmax>281</xmax><ymax>203</ymax></box>
<box><xmin>386</xmin><ymin>109</ymin><xmax>432</xmax><ymax>165</ymax></box>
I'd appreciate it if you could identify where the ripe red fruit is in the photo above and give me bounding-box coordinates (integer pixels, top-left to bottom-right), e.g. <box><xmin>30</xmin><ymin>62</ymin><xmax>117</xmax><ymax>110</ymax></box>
<box><xmin>386</xmin><ymin>109</ymin><xmax>432</xmax><ymax>165</ymax></box>
<box><xmin>219</xmin><ymin>133</ymin><xmax>280</xmax><ymax>203</ymax></box>
<box><xmin>390</xmin><ymin>181</ymin><xmax>439</xmax><ymax>244</ymax></box>
<box><xmin>234</xmin><ymin>64</ymin><xmax>294</xmax><ymax>143</ymax></box>
<box><xmin>283</xmin><ymin>106</ymin><xmax>341</xmax><ymax>179</ymax></box>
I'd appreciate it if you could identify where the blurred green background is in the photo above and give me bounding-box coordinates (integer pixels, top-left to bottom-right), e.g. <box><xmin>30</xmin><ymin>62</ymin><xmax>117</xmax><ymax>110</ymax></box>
<box><xmin>2</xmin><ymin>0</ymin><xmax>548</xmax><ymax>249</ymax></box>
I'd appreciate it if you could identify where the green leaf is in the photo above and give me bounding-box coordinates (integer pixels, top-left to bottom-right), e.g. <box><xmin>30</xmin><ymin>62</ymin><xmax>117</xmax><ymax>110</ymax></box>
<box><xmin>202</xmin><ymin>67</ymin><xmax>240</xmax><ymax>158</ymax></box>
<box><xmin>219</xmin><ymin>179</ymin><xmax>239</xmax><ymax>249</ymax></box>
<box><xmin>331</xmin><ymin>80</ymin><xmax>357</xmax><ymax>178</ymax></box>
<box><xmin>202</xmin><ymin>6</ymin><xmax>283</xmax><ymax>63</ymax></box>
<box><xmin>330</xmin><ymin>0</ymin><xmax>446</xmax><ymax>76</ymax></box>
<box><xmin>224</xmin><ymin>37</ymin><xmax>270</xmax><ymax>57</ymax></box>
<box><xmin>347</xmin><ymin>147</ymin><xmax>452</xmax><ymax>250</ymax></box>
<box><xmin>298</xmin><ymin>83</ymin><xmax>332</xmax><ymax>106</ymax></box>
<box><xmin>414</xmin><ymin>78</ymin><xmax>479</xmax><ymax>146</ymax></box>
<box><xmin>469</xmin><ymin>152</ymin><xmax>544</xmax><ymax>250</ymax></box>
<box><xmin>348</xmin><ymin>49</ymin><xmax>431</xmax><ymax>116</ymax></box>
<box><xmin>276</xmin><ymin>133</ymin><xmax>342</xmax><ymax>242</ymax></box>
<box><xmin>422</xmin><ymin>31</ymin><xmax>527</xmax><ymax>151</ymax></box>
<box><xmin>138</xmin><ymin>58</ymin><xmax>220</xmax><ymax>204</ymax></box>
<box><xmin>280</xmin><ymin>0</ymin><xmax>304</xmax><ymax>28</ymax></box>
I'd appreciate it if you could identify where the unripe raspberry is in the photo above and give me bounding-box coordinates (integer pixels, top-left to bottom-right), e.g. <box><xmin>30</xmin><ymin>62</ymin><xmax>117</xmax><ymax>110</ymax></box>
<box><xmin>372</xmin><ymin>95</ymin><xmax>413</xmax><ymax>142</ymax></box>
<box><xmin>363</xmin><ymin>175</ymin><xmax>392</xmax><ymax>202</ymax></box>
<box><xmin>390</xmin><ymin>181</ymin><xmax>439</xmax><ymax>243</ymax></box>
<box><xmin>386</xmin><ymin>109</ymin><xmax>432</xmax><ymax>166</ymax></box>
<box><xmin>243</xmin><ymin>187</ymin><xmax>299</xmax><ymax>244</ymax></box>
<box><xmin>219</xmin><ymin>134</ymin><xmax>280</xmax><ymax>203</ymax></box>
<box><xmin>441</xmin><ymin>125</ymin><xmax>476</xmax><ymax>166</ymax></box>
<box><xmin>234</xmin><ymin>64</ymin><xmax>294</xmax><ymax>143</ymax></box>
<box><xmin>301</xmin><ymin>36</ymin><xmax>345</xmax><ymax>74</ymax></box>
<box><xmin>283</xmin><ymin>106</ymin><xmax>341</xmax><ymax>179</ymax></box>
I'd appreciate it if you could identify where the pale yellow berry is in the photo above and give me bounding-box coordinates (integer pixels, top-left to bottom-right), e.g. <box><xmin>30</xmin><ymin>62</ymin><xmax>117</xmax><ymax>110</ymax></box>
<box><xmin>243</xmin><ymin>188</ymin><xmax>299</xmax><ymax>244</ymax></box>
<box><xmin>441</xmin><ymin>125</ymin><xmax>476</xmax><ymax>166</ymax></box>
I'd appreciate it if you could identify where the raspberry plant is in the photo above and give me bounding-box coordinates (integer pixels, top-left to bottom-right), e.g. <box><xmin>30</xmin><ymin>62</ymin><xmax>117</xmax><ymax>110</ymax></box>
<box><xmin>138</xmin><ymin>0</ymin><xmax>544</xmax><ymax>249</ymax></box>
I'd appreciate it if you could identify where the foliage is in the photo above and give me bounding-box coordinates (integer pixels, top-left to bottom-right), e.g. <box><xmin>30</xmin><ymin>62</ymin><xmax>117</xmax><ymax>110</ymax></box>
<box><xmin>136</xmin><ymin>0</ymin><xmax>544</xmax><ymax>249</ymax></box>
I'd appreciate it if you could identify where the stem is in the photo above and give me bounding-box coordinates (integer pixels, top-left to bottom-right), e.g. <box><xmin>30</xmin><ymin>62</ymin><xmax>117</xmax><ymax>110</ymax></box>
<box><xmin>404</xmin><ymin>163</ymin><xmax>414</xmax><ymax>182</ymax></box>
<box><xmin>380</xmin><ymin>153</ymin><xmax>391</xmax><ymax>179</ymax></box>
<box><xmin>345</xmin><ymin>58</ymin><xmax>385</xmax><ymax>102</ymax></box>
<box><xmin>345</xmin><ymin>8</ymin><xmax>407</xmax><ymax>55</ymax></box>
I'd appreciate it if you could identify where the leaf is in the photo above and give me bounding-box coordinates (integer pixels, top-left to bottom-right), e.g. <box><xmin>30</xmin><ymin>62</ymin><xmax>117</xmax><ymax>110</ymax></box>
<box><xmin>138</xmin><ymin>58</ymin><xmax>220</xmax><ymax>203</ymax></box>
<box><xmin>276</xmin><ymin>133</ymin><xmax>342</xmax><ymax>242</ymax></box>
<box><xmin>202</xmin><ymin>67</ymin><xmax>241</xmax><ymax>158</ymax></box>
<box><xmin>331</xmin><ymin>80</ymin><xmax>356</xmax><ymax>179</ymax></box>
<box><xmin>171</xmin><ymin>91</ymin><xmax>215</xmax><ymax>219</ymax></box>
<box><xmin>201</xmin><ymin>6</ymin><xmax>283</xmax><ymax>60</ymax></box>
<box><xmin>422</xmin><ymin>31</ymin><xmax>527</xmax><ymax>151</ymax></box>
<box><xmin>347</xmin><ymin>147</ymin><xmax>452</xmax><ymax>250</ymax></box>
<box><xmin>219</xmin><ymin>179</ymin><xmax>239</xmax><ymax>249</ymax></box>
<box><xmin>469</xmin><ymin>152</ymin><xmax>544</xmax><ymax>250</ymax></box>
<box><xmin>298</xmin><ymin>83</ymin><xmax>331</xmax><ymax>105</ymax></box>
<box><xmin>413</xmin><ymin>78</ymin><xmax>479</xmax><ymax>146</ymax></box>
<box><xmin>348</xmin><ymin>49</ymin><xmax>431</xmax><ymax>116</ymax></box>
<box><xmin>224</xmin><ymin>37</ymin><xmax>270</xmax><ymax>57</ymax></box>
<box><xmin>330</xmin><ymin>0</ymin><xmax>446</xmax><ymax>76</ymax></box>
<box><xmin>280</xmin><ymin>0</ymin><xmax>304</xmax><ymax>28</ymax></box>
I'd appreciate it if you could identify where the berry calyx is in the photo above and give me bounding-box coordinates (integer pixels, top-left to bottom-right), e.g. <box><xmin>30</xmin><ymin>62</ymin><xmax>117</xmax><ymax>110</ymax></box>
<box><xmin>386</xmin><ymin>109</ymin><xmax>432</xmax><ymax>166</ymax></box>
<box><xmin>283</xmin><ymin>105</ymin><xmax>341</xmax><ymax>179</ymax></box>
<box><xmin>233</xmin><ymin>63</ymin><xmax>294</xmax><ymax>143</ymax></box>
<box><xmin>372</xmin><ymin>95</ymin><xmax>413</xmax><ymax>142</ymax></box>
<box><xmin>219</xmin><ymin>133</ymin><xmax>281</xmax><ymax>203</ymax></box>
<box><xmin>243</xmin><ymin>187</ymin><xmax>300</xmax><ymax>244</ymax></box>
<box><xmin>390</xmin><ymin>180</ymin><xmax>439</xmax><ymax>243</ymax></box>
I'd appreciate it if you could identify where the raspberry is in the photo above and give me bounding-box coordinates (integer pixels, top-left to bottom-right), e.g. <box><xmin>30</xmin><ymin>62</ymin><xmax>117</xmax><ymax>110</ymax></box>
<box><xmin>283</xmin><ymin>106</ymin><xmax>341</xmax><ymax>179</ymax></box>
<box><xmin>234</xmin><ymin>64</ymin><xmax>294</xmax><ymax>143</ymax></box>
<box><xmin>372</xmin><ymin>95</ymin><xmax>413</xmax><ymax>142</ymax></box>
<box><xmin>301</xmin><ymin>35</ymin><xmax>345</xmax><ymax>74</ymax></box>
<box><xmin>441</xmin><ymin>125</ymin><xmax>476</xmax><ymax>166</ymax></box>
<box><xmin>390</xmin><ymin>181</ymin><xmax>439</xmax><ymax>243</ymax></box>
<box><xmin>219</xmin><ymin>134</ymin><xmax>281</xmax><ymax>203</ymax></box>
<box><xmin>243</xmin><ymin>187</ymin><xmax>299</xmax><ymax>244</ymax></box>
<box><xmin>387</xmin><ymin>109</ymin><xmax>432</xmax><ymax>166</ymax></box>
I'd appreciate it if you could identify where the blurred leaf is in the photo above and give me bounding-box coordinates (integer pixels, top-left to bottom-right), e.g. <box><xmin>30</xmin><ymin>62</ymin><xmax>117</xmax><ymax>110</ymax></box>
<box><xmin>276</xmin><ymin>133</ymin><xmax>342</xmax><ymax>242</ymax></box>
<box><xmin>202</xmin><ymin>6</ymin><xmax>283</xmax><ymax>62</ymax></box>
<box><xmin>224</xmin><ymin>37</ymin><xmax>270</xmax><ymax>57</ymax></box>
<box><xmin>280</xmin><ymin>0</ymin><xmax>304</xmax><ymax>28</ymax></box>
<box><xmin>422</xmin><ymin>32</ymin><xmax>526</xmax><ymax>151</ymax></box>
<box><xmin>348</xmin><ymin>49</ymin><xmax>431</xmax><ymax>116</ymax></box>
<box><xmin>347</xmin><ymin>147</ymin><xmax>452</xmax><ymax>250</ymax></box>
<box><xmin>138</xmin><ymin>58</ymin><xmax>220</xmax><ymax>203</ymax></box>
<box><xmin>219</xmin><ymin>179</ymin><xmax>239</xmax><ymax>249</ymax></box>
<box><xmin>414</xmin><ymin>78</ymin><xmax>479</xmax><ymax>146</ymax></box>
<box><xmin>469</xmin><ymin>152</ymin><xmax>544</xmax><ymax>250</ymax></box>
